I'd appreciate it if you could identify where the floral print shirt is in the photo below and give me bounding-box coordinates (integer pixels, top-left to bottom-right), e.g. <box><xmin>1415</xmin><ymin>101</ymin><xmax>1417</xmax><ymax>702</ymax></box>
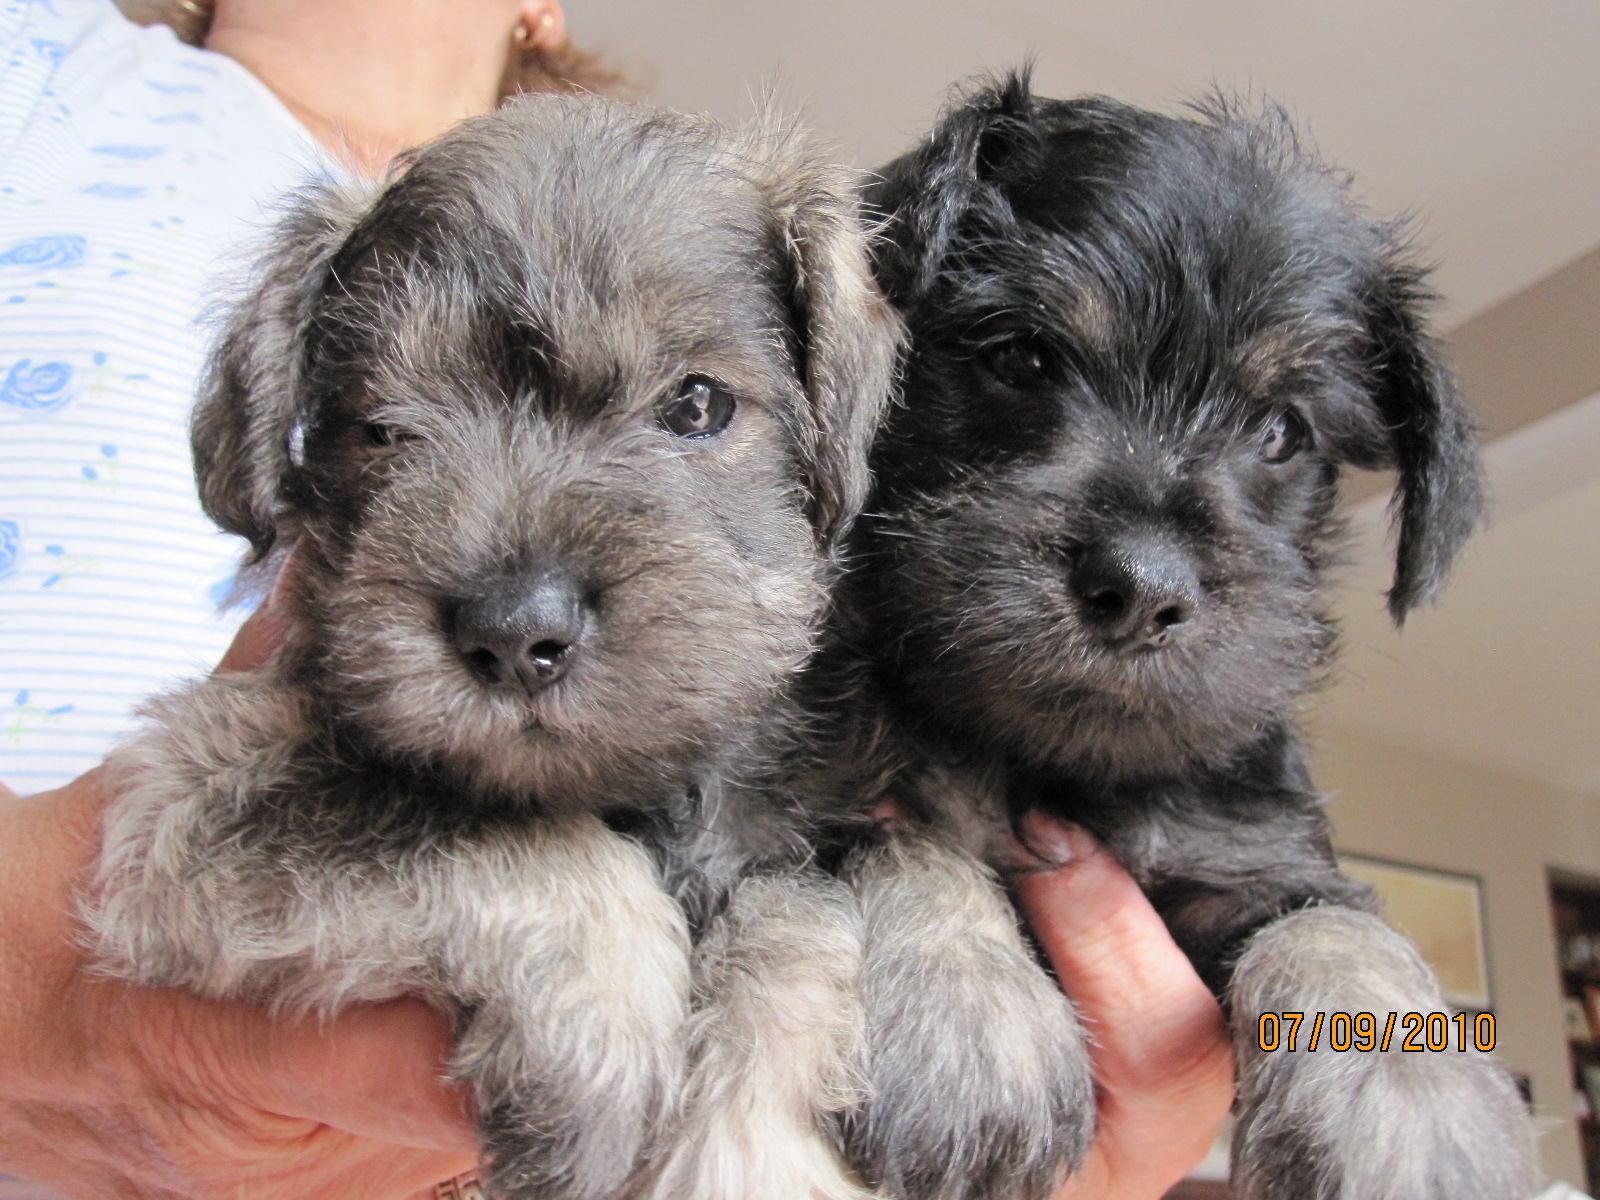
<box><xmin>0</xmin><ymin>0</ymin><xmax>328</xmax><ymax>791</ymax></box>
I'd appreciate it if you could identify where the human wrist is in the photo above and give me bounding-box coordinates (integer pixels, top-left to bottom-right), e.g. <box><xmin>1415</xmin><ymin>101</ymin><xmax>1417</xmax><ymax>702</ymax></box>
<box><xmin>0</xmin><ymin>774</ymin><xmax>126</xmax><ymax>1190</ymax></box>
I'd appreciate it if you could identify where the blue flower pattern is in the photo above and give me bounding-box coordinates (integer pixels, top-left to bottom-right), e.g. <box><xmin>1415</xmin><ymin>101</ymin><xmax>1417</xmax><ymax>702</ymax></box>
<box><xmin>1</xmin><ymin>358</ymin><xmax>74</xmax><ymax>413</ymax></box>
<box><xmin>81</xmin><ymin>182</ymin><xmax>145</xmax><ymax>199</ymax></box>
<box><xmin>93</xmin><ymin>143</ymin><xmax>163</xmax><ymax>159</ymax></box>
<box><xmin>0</xmin><ymin>522</ymin><xmax>20</xmax><ymax>582</ymax></box>
<box><xmin>0</xmin><ymin>234</ymin><xmax>86</xmax><ymax>269</ymax></box>
<box><xmin>2</xmin><ymin>0</ymin><xmax>332</xmax><ymax>785</ymax></box>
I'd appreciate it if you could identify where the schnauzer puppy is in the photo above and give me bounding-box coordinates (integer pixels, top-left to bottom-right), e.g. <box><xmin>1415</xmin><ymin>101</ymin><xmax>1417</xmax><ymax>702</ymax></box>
<box><xmin>84</xmin><ymin>95</ymin><xmax>898</xmax><ymax>1200</ymax></box>
<box><xmin>817</xmin><ymin>74</ymin><xmax>1535</xmax><ymax>1200</ymax></box>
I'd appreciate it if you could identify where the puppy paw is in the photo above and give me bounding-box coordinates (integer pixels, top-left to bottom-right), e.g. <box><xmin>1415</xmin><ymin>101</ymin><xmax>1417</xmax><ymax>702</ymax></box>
<box><xmin>642</xmin><ymin>1117</ymin><xmax>875</xmax><ymax>1200</ymax></box>
<box><xmin>850</xmin><ymin>968</ymin><xmax>1093</xmax><ymax>1200</ymax></box>
<box><xmin>448</xmin><ymin>820</ymin><xmax>691</xmax><ymax>1200</ymax></box>
<box><xmin>1229</xmin><ymin>907</ymin><xmax>1536</xmax><ymax>1200</ymax></box>
<box><xmin>465</xmin><ymin>993</ymin><xmax>684</xmax><ymax>1200</ymax></box>
<box><xmin>638</xmin><ymin>872</ymin><xmax>875</xmax><ymax>1200</ymax></box>
<box><xmin>845</xmin><ymin>835</ymin><xmax>1094</xmax><ymax>1200</ymax></box>
<box><xmin>478</xmin><ymin>1088</ymin><xmax>663</xmax><ymax>1200</ymax></box>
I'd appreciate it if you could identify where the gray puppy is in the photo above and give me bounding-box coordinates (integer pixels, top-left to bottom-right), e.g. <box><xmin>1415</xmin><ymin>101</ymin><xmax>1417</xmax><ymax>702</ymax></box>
<box><xmin>85</xmin><ymin>94</ymin><xmax>898</xmax><ymax>1200</ymax></box>
<box><xmin>809</xmin><ymin>76</ymin><xmax>1536</xmax><ymax>1200</ymax></box>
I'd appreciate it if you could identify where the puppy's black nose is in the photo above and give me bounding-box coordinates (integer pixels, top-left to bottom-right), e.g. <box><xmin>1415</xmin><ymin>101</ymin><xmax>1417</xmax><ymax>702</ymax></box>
<box><xmin>1070</xmin><ymin>535</ymin><xmax>1201</xmax><ymax>649</ymax></box>
<box><xmin>452</xmin><ymin>571</ymin><xmax>592</xmax><ymax>691</ymax></box>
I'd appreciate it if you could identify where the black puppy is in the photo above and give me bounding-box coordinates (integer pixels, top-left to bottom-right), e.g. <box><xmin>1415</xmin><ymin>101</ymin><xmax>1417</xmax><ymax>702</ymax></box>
<box><xmin>818</xmin><ymin>75</ymin><xmax>1534</xmax><ymax>1200</ymax></box>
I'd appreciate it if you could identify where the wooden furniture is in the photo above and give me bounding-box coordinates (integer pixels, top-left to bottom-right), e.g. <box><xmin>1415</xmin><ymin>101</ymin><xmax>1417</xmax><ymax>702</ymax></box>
<box><xmin>1551</xmin><ymin>871</ymin><xmax>1600</xmax><ymax>1195</ymax></box>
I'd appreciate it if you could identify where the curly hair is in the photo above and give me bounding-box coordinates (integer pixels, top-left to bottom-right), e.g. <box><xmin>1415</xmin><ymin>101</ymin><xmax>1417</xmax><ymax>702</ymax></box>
<box><xmin>111</xmin><ymin>0</ymin><xmax>636</xmax><ymax>98</ymax></box>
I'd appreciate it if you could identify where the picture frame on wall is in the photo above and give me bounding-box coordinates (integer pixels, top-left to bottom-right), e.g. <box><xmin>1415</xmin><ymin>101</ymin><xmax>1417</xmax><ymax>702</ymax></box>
<box><xmin>1564</xmin><ymin>995</ymin><xmax>1593</xmax><ymax>1042</ymax></box>
<box><xmin>1338</xmin><ymin>854</ymin><xmax>1493</xmax><ymax>1011</ymax></box>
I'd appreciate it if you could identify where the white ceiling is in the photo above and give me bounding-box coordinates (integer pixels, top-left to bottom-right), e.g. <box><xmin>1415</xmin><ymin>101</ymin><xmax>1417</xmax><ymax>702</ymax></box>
<box><xmin>578</xmin><ymin>0</ymin><xmax>1600</xmax><ymax>323</ymax></box>
<box><xmin>576</xmin><ymin>0</ymin><xmax>1600</xmax><ymax>796</ymax></box>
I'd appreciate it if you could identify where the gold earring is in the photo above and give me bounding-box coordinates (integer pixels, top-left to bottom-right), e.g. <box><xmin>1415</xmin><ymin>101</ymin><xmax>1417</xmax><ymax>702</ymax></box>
<box><xmin>516</xmin><ymin>11</ymin><xmax>555</xmax><ymax>44</ymax></box>
<box><xmin>175</xmin><ymin>0</ymin><xmax>209</xmax><ymax>16</ymax></box>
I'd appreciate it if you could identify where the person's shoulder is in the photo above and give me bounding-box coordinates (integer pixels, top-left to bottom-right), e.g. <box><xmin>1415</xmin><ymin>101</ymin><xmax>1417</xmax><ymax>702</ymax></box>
<box><xmin>1</xmin><ymin>2</ymin><xmax>175</xmax><ymax>154</ymax></box>
<box><xmin>2</xmin><ymin>0</ymin><xmax>327</xmax><ymax>196</ymax></box>
<box><xmin>2</xmin><ymin>1</ymin><xmax>247</xmax><ymax>115</ymax></box>
<box><xmin>2</xmin><ymin>0</ymin><xmax>142</xmax><ymax>68</ymax></box>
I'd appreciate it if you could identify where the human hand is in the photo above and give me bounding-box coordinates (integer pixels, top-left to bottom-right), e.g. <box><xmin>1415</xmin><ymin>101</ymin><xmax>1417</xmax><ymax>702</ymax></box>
<box><xmin>0</xmin><ymin>565</ymin><xmax>478</xmax><ymax>1200</ymax></box>
<box><xmin>1015</xmin><ymin>815</ymin><xmax>1235</xmax><ymax>1200</ymax></box>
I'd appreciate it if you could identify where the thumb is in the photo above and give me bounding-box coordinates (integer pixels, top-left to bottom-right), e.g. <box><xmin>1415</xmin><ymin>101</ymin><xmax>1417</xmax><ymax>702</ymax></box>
<box><xmin>215</xmin><ymin>543</ymin><xmax>305</xmax><ymax>674</ymax></box>
<box><xmin>187</xmin><ymin>993</ymin><xmax>478</xmax><ymax>1153</ymax></box>
<box><xmin>1013</xmin><ymin>814</ymin><xmax>1228</xmax><ymax>1087</ymax></box>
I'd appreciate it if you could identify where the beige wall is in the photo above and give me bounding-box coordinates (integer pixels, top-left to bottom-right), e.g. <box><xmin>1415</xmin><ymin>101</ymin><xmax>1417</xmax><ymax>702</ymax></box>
<box><xmin>1316</xmin><ymin>725</ymin><xmax>1600</xmax><ymax>1188</ymax></box>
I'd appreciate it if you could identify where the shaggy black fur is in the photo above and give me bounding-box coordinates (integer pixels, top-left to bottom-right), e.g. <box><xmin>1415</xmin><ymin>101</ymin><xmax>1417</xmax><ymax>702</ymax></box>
<box><xmin>814</xmin><ymin>72</ymin><xmax>1532</xmax><ymax>1200</ymax></box>
<box><xmin>859</xmin><ymin>66</ymin><xmax>1464</xmax><ymax>1002</ymax></box>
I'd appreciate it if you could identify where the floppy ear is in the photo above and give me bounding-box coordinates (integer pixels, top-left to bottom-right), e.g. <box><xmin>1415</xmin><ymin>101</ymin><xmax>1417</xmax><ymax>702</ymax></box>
<box><xmin>1362</xmin><ymin>258</ymin><xmax>1485</xmax><ymax>623</ymax></box>
<box><xmin>865</xmin><ymin>69</ymin><xmax>1040</xmax><ymax>306</ymax></box>
<box><xmin>192</xmin><ymin>181</ymin><xmax>375</xmax><ymax>562</ymax></box>
<box><xmin>754</xmin><ymin>135</ymin><xmax>903</xmax><ymax>551</ymax></box>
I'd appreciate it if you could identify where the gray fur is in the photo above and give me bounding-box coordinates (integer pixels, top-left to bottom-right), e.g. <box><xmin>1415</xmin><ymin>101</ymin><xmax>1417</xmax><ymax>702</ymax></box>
<box><xmin>841</xmin><ymin>830</ymin><xmax>1093</xmax><ymax>1200</ymax></box>
<box><xmin>1230</xmin><ymin>908</ymin><xmax>1534</xmax><ymax>1200</ymax></box>
<box><xmin>86</xmin><ymin>94</ymin><xmax>899</xmax><ymax>1200</ymax></box>
<box><xmin>641</xmin><ymin>871</ymin><xmax>871</xmax><ymax>1200</ymax></box>
<box><xmin>803</xmin><ymin>74</ymin><xmax>1534</xmax><ymax>1200</ymax></box>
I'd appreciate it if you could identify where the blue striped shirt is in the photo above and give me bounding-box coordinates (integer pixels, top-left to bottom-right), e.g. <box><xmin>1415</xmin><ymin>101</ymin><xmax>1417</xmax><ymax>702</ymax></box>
<box><xmin>0</xmin><ymin>0</ymin><xmax>330</xmax><ymax>791</ymax></box>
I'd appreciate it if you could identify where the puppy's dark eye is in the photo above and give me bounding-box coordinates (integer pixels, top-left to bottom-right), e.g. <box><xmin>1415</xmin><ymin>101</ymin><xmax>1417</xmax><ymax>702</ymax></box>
<box><xmin>977</xmin><ymin>336</ymin><xmax>1054</xmax><ymax>390</ymax></box>
<box><xmin>1259</xmin><ymin>409</ymin><xmax>1309</xmax><ymax>464</ymax></box>
<box><xmin>659</xmin><ymin>376</ymin><xmax>735</xmax><ymax>438</ymax></box>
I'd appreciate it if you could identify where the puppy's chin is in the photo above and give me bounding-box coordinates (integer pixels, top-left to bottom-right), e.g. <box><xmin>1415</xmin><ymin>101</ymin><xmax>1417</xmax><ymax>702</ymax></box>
<box><xmin>903</xmin><ymin>651</ymin><xmax>1298</xmax><ymax>783</ymax></box>
<box><xmin>870</xmin><ymin>499</ymin><xmax>1333</xmax><ymax>784</ymax></box>
<box><xmin>309</xmin><ymin>570</ymin><xmax>819</xmax><ymax>809</ymax></box>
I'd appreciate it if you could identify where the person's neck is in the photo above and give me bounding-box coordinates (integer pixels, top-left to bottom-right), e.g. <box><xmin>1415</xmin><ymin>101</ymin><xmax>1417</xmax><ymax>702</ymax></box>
<box><xmin>207</xmin><ymin>0</ymin><xmax>521</xmax><ymax>177</ymax></box>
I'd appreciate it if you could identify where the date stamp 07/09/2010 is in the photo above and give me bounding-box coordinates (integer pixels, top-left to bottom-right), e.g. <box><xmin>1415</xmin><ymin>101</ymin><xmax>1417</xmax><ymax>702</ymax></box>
<box><xmin>1255</xmin><ymin>1011</ymin><xmax>1497</xmax><ymax>1053</ymax></box>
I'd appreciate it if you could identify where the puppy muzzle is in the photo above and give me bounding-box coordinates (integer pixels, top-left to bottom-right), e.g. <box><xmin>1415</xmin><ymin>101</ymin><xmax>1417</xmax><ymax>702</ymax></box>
<box><xmin>1068</xmin><ymin>531</ymin><xmax>1201</xmax><ymax>650</ymax></box>
<box><xmin>450</xmin><ymin>568</ymin><xmax>594</xmax><ymax>692</ymax></box>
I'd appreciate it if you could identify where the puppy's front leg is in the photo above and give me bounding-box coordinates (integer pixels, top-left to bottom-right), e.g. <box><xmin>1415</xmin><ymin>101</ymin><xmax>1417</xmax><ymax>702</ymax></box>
<box><xmin>843</xmin><ymin>831</ymin><xmax>1094</xmax><ymax>1200</ymax></box>
<box><xmin>1093</xmin><ymin>794</ymin><xmax>1536</xmax><ymax>1200</ymax></box>
<box><xmin>440</xmin><ymin>816</ymin><xmax>691</xmax><ymax>1200</ymax></box>
<box><xmin>643</xmin><ymin>870</ymin><xmax>872</xmax><ymax>1200</ymax></box>
<box><xmin>1228</xmin><ymin>907</ymin><xmax>1534</xmax><ymax>1200</ymax></box>
<box><xmin>92</xmin><ymin>682</ymin><xmax>691</xmax><ymax>1200</ymax></box>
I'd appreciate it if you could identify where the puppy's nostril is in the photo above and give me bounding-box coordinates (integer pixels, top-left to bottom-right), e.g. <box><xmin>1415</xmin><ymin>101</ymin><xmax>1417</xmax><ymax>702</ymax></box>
<box><xmin>463</xmin><ymin>646</ymin><xmax>501</xmax><ymax>679</ymax></box>
<box><xmin>1153</xmin><ymin>603</ymin><xmax>1189</xmax><ymax>629</ymax></box>
<box><xmin>528</xmin><ymin>639</ymin><xmax>572</xmax><ymax>670</ymax></box>
<box><xmin>1084</xmin><ymin>589</ymin><xmax>1127</xmax><ymax>620</ymax></box>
